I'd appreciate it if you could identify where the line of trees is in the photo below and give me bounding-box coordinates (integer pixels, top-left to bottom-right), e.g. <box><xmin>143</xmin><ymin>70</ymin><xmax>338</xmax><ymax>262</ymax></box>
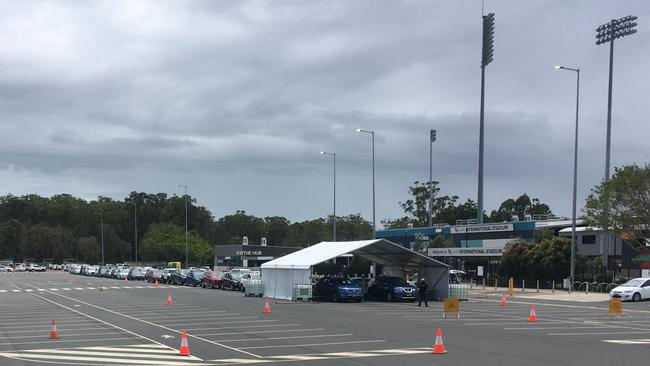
<box><xmin>0</xmin><ymin>192</ymin><xmax>373</xmax><ymax>265</ymax></box>
<box><xmin>3</xmin><ymin>163</ymin><xmax>645</xmax><ymax>268</ymax></box>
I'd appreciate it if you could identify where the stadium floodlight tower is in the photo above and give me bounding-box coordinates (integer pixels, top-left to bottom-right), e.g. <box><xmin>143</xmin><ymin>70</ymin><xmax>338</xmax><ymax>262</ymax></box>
<box><xmin>595</xmin><ymin>15</ymin><xmax>637</xmax><ymax>181</ymax></box>
<box><xmin>595</xmin><ymin>15</ymin><xmax>637</xmax><ymax>275</ymax></box>
<box><xmin>477</xmin><ymin>12</ymin><xmax>494</xmax><ymax>224</ymax></box>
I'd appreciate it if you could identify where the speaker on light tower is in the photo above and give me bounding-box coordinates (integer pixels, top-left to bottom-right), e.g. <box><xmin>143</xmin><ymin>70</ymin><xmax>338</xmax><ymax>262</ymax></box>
<box><xmin>242</xmin><ymin>236</ymin><xmax>249</xmax><ymax>245</ymax></box>
<box><xmin>261</xmin><ymin>237</ymin><xmax>267</xmax><ymax>246</ymax></box>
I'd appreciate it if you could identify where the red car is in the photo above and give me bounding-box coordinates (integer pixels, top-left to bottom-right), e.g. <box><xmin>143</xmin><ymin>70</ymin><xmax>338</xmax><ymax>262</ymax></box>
<box><xmin>202</xmin><ymin>271</ymin><xmax>222</xmax><ymax>289</ymax></box>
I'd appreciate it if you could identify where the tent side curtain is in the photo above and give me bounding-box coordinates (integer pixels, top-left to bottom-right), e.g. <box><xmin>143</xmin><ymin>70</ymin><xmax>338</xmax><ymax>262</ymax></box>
<box><xmin>261</xmin><ymin>267</ymin><xmax>311</xmax><ymax>301</ymax></box>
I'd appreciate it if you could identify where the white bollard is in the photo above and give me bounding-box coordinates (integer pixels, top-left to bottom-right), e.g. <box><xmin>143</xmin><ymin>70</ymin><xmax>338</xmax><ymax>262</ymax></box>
<box><xmin>552</xmin><ymin>281</ymin><xmax>555</xmax><ymax>293</ymax></box>
<box><xmin>522</xmin><ymin>279</ymin><xmax>525</xmax><ymax>293</ymax></box>
<box><xmin>536</xmin><ymin>280</ymin><xmax>539</xmax><ymax>293</ymax></box>
<box><xmin>494</xmin><ymin>278</ymin><xmax>498</xmax><ymax>290</ymax></box>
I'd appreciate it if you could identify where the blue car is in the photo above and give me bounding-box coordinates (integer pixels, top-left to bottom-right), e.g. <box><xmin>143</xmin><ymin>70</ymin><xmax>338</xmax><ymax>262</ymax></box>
<box><xmin>184</xmin><ymin>269</ymin><xmax>205</xmax><ymax>287</ymax></box>
<box><xmin>367</xmin><ymin>276</ymin><xmax>417</xmax><ymax>302</ymax></box>
<box><xmin>313</xmin><ymin>277</ymin><xmax>363</xmax><ymax>302</ymax></box>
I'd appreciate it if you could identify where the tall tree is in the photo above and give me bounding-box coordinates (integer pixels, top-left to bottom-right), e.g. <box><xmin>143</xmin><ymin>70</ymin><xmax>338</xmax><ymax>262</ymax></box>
<box><xmin>0</xmin><ymin>219</ymin><xmax>22</xmax><ymax>260</ymax></box>
<box><xmin>489</xmin><ymin>193</ymin><xmax>553</xmax><ymax>222</ymax></box>
<box><xmin>584</xmin><ymin>164</ymin><xmax>650</xmax><ymax>251</ymax></box>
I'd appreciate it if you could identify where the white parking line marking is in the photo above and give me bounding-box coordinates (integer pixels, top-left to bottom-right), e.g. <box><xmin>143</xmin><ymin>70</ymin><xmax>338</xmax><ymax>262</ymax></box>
<box><xmin>548</xmin><ymin>331</ymin><xmax>650</xmax><ymax>336</ymax></box>
<box><xmin>0</xmin><ymin>290</ymin><xmax>6</xmax><ymax>293</ymax></box>
<box><xmin>0</xmin><ymin>337</ymin><xmax>137</xmax><ymax>346</ymax></box>
<box><xmin>29</xmin><ymin>287</ymin><xmax>263</xmax><ymax>359</ymax></box>
<box><xmin>49</xmin><ymin>288</ymin><xmax>59</xmax><ymax>291</ymax></box>
<box><xmin>187</xmin><ymin>324</ymin><xmax>300</xmax><ymax>332</ymax></box>
<box><xmin>75</xmin><ymin>287</ymin><xmax>84</xmax><ymax>290</ymax></box>
<box><xmin>216</xmin><ymin>333</ymin><xmax>354</xmax><ymax>342</ymax></box>
<box><xmin>11</xmin><ymin>289</ymin><xmax>21</xmax><ymax>292</ymax></box>
<box><xmin>239</xmin><ymin>340</ymin><xmax>386</xmax><ymax>350</ymax></box>
<box><xmin>603</xmin><ymin>339</ymin><xmax>650</xmax><ymax>344</ymax></box>
<box><xmin>196</xmin><ymin>328</ymin><xmax>325</xmax><ymax>336</ymax></box>
<box><xmin>6</xmin><ymin>332</ymin><xmax>125</xmax><ymax>339</ymax></box>
<box><xmin>504</xmin><ymin>326</ymin><xmax>616</xmax><ymax>330</ymax></box>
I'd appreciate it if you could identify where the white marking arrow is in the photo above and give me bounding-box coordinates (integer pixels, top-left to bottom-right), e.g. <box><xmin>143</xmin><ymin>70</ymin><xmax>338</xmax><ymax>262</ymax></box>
<box><xmin>161</xmin><ymin>335</ymin><xmax>175</xmax><ymax>339</ymax></box>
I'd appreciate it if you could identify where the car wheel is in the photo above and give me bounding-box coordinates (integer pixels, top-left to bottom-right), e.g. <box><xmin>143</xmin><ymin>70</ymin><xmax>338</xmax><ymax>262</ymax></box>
<box><xmin>241</xmin><ymin>286</ymin><xmax>245</xmax><ymax>293</ymax></box>
<box><xmin>633</xmin><ymin>293</ymin><xmax>642</xmax><ymax>302</ymax></box>
<box><xmin>387</xmin><ymin>293</ymin><xmax>393</xmax><ymax>302</ymax></box>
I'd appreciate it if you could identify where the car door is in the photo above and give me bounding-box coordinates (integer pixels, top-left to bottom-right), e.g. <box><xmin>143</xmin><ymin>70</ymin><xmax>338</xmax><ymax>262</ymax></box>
<box><xmin>641</xmin><ymin>280</ymin><xmax>650</xmax><ymax>299</ymax></box>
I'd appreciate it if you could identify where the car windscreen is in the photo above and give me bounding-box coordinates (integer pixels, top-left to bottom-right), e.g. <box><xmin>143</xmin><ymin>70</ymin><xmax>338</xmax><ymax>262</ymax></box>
<box><xmin>385</xmin><ymin>277</ymin><xmax>409</xmax><ymax>286</ymax></box>
<box><xmin>120</xmin><ymin>269</ymin><xmax>130</xmax><ymax>274</ymax></box>
<box><xmin>623</xmin><ymin>279</ymin><xmax>644</xmax><ymax>287</ymax></box>
<box><xmin>250</xmin><ymin>274</ymin><xmax>261</xmax><ymax>280</ymax></box>
<box><xmin>131</xmin><ymin>269</ymin><xmax>142</xmax><ymax>274</ymax></box>
<box><xmin>178</xmin><ymin>269</ymin><xmax>189</xmax><ymax>276</ymax></box>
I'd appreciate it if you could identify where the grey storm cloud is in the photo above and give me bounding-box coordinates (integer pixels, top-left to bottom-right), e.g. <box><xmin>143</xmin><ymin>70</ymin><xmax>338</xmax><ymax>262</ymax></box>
<box><xmin>0</xmin><ymin>0</ymin><xmax>648</xmax><ymax>225</ymax></box>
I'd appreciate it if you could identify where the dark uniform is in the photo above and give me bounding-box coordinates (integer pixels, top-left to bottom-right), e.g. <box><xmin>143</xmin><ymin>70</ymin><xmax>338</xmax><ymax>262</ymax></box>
<box><xmin>417</xmin><ymin>279</ymin><xmax>428</xmax><ymax>307</ymax></box>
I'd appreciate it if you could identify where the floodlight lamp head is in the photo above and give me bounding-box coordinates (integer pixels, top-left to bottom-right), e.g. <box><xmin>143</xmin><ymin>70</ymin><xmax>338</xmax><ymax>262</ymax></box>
<box><xmin>555</xmin><ymin>65</ymin><xmax>562</xmax><ymax>69</ymax></box>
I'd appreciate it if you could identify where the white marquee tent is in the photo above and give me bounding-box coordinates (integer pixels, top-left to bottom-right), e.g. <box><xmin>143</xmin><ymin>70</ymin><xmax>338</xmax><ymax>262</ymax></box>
<box><xmin>261</xmin><ymin>239</ymin><xmax>449</xmax><ymax>300</ymax></box>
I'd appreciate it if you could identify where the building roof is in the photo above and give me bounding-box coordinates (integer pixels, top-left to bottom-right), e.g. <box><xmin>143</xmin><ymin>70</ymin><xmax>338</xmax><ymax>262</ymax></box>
<box><xmin>558</xmin><ymin>226</ymin><xmax>602</xmax><ymax>233</ymax></box>
<box><xmin>260</xmin><ymin>239</ymin><xmax>448</xmax><ymax>270</ymax></box>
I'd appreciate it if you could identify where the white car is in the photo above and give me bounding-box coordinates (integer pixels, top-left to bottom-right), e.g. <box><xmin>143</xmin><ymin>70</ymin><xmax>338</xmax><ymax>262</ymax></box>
<box><xmin>609</xmin><ymin>278</ymin><xmax>650</xmax><ymax>302</ymax></box>
<box><xmin>240</xmin><ymin>272</ymin><xmax>261</xmax><ymax>289</ymax></box>
<box><xmin>87</xmin><ymin>265</ymin><xmax>99</xmax><ymax>276</ymax></box>
<box><xmin>116</xmin><ymin>269</ymin><xmax>130</xmax><ymax>279</ymax></box>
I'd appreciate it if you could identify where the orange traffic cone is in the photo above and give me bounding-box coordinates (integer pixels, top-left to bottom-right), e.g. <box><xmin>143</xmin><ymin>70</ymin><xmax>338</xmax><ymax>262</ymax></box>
<box><xmin>263</xmin><ymin>297</ymin><xmax>271</xmax><ymax>314</ymax></box>
<box><xmin>528</xmin><ymin>304</ymin><xmax>538</xmax><ymax>322</ymax></box>
<box><xmin>97</xmin><ymin>284</ymin><xmax>104</xmax><ymax>292</ymax></box>
<box><xmin>499</xmin><ymin>293</ymin><xmax>508</xmax><ymax>306</ymax></box>
<box><xmin>155</xmin><ymin>278</ymin><xmax>159</xmax><ymax>288</ymax></box>
<box><xmin>166</xmin><ymin>291</ymin><xmax>173</xmax><ymax>305</ymax></box>
<box><xmin>179</xmin><ymin>330</ymin><xmax>190</xmax><ymax>356</ymax></box>
<box><xmin>49</xmin><ymin>320</ymin><xmax>60</xmax><ymax>339</ymax></box>
<box><xmin>432</xmin><ymin>327</ymin><xmax>446</xmax><ymax>354</ymax></box>
<box><xmin>124</xmin><ymin>277</ymin><xmax>129</xmax><ymax>284</ymax></box>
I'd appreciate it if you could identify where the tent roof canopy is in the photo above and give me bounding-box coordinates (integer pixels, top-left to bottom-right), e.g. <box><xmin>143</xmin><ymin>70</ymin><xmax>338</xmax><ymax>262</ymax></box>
<box><xmin>260</xmin><ymin>239</ymin><xmax>449</xmax><ymax>270</ymax></box>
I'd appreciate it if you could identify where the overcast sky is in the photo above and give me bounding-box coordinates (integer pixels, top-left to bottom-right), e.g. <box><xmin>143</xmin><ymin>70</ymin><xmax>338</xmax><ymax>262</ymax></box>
<box><xmin>0</xmin><ymin>1</ymin><xmax>648</xmax><ymax>226</ymax></box>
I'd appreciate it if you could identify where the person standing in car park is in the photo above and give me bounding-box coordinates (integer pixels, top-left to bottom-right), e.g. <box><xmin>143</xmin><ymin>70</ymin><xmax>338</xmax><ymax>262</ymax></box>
<box><xmin>417</xmin><ymin>278</ymin><xmax>428</xmax><ymax>307</ymax></box>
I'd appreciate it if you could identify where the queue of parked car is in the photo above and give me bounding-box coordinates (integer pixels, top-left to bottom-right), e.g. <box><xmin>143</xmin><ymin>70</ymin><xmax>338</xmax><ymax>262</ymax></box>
<box><xmin>5</xmin><ymin>260</ymin><xmax>417</xmax><ymax>304</ymax></box>
<box><xmin>0</xmin><ymin>263</ymin><xmax>48</xmax><ymax>272</ymax></box>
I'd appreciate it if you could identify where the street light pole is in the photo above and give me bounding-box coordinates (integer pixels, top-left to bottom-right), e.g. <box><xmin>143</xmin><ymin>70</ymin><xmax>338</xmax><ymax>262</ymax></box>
<box><xmin>556</xmin><ymin>65</ymin><xmax>580</xmax><ymax>290</ymax></box>
<box><xmin>94</xmin><ymin>212</ymin><xmax>104</xmax><ymax>265</ymax></box>
<box><xmin>321</xmin><ymin>152</ymin><xmax>336</xmax><ymax>241</ymax></box>
<box><xmin>357</xmin><ymin>129</ymin><xmax>376</xmax><ymax>235</ymax></box>
<box><xmin>477</xmin><ymin>12</ymin><xmax>495</xmax><ymax>224</ymax></box>
<box><xmin>429</xmin><ymin>129</ymin><xmax>437</xmax><ymax>227</ymax></box>
<box><xmin>177</xmin><ymin>184</ymin><xmax>188</xmax><ymax>268</ymax></box>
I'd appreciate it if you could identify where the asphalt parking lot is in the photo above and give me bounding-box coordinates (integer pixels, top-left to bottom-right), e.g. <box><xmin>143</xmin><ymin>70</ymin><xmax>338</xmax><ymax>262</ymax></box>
<box><xmin>2</xmin><ymin>272</ymin><xmax>650</xmax><ymax>366</ymax></box>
